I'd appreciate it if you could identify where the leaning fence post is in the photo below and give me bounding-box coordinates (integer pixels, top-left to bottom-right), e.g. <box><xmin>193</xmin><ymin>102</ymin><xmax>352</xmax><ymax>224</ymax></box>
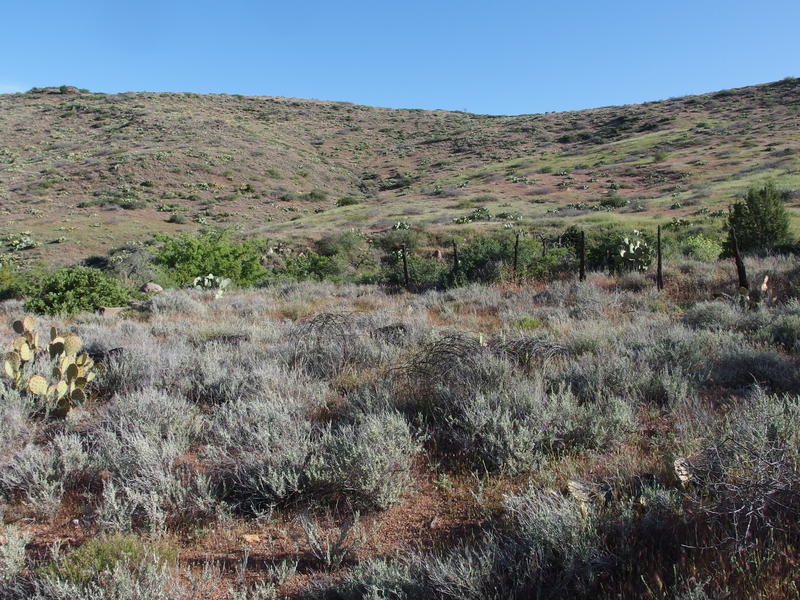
<box><xmin>401</xmin><ymin>244</ymin><xmax>410</xmax><ymax>290</ymax></box>
<box><xmin>730</xmin><ymin>227</ymin><xmax>749</xmax><ymax>295</ymax></box>
<box><xmin>656</xmin><ymin>224</ymin><xmax>664</xmax><ymax>291</ymax></box>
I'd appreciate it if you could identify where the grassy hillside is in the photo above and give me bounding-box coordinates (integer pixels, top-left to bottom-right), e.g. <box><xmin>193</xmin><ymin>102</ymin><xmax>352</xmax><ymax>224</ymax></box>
<box><xmin>1</xmin><ymin>79</ymin><xmax>799</xmax><ymax>264</ymax></box>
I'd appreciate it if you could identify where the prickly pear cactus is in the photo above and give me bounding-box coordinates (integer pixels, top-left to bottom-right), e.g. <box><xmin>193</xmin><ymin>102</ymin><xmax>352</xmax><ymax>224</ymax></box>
<box><xmin>618</xmin><ymin>231</ymin><xmax>653</xmax><ymax>272</ymax></box>
<box><xmin>192</xmin><ymin>273</ymin><xmax>231</xmax><ymax>299</ymax></box>
<box><xmin>2</xmin><ymin>318</ymin><xmax>95</xmax><ymax>418</ymax></box>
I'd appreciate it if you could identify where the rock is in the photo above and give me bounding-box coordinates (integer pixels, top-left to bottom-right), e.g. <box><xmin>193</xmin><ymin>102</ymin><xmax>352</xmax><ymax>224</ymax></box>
<box><xmin>99</xmin><ymin>306</ymin><xmax>126</xmax><ymax>317</ymax></box>
<box><xmin>140</xmin><ymin>282</ymin><xmax>163</xmax><ymax>294</ymax></box>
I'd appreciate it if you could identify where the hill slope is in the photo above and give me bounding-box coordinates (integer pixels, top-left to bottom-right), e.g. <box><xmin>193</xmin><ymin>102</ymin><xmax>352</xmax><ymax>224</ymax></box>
<box><xmin>1</xmin><ymin>79</ymin><xmax>799</xmax><ymax>263</ymax></box>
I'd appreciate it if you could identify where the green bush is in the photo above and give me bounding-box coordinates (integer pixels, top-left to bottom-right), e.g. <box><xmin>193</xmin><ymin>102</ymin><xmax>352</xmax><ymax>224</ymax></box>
<box><xmin>374</xmin><ymin>228</ymin><xmax>421</xmax><ymax>254</ymax></box>
<box><xmin>588</xmin><ymin>228</ymin><xmax>654</xmax><ymax>273</ymax></box>
<box><xmin>275</xmin><ymin>251</ymin><xmax>344</xmax><ymax>282</ymax></box>
<box><xmin>453</xmin><ymin>234</ymin><xmax>544</xmax><ymax>285</ymax></box>
<box><xmin>598</xmin><ymin>194</ymin><xmax>628</xmax><ymax>209</ymax></box>
<box><xmin>315</xmin><ymin>230</ymin><xmax>375</xmax><ymax>279</ymax></box>
<box><xmin>380</xmin><ymin>251</ymin><xmax>447</xmax><ymax>290</ymax></box>
<box><xmin>24</xmin><ymin>267</ymin><xmax>132</xmax><ymax>315</ymax></box>
<box><xmin>41</xmin><ymin>533</ymin><xmax>177</xmax><ymax>585</ymax></box>
<box><xmin>335</xmin><ymin>196</ymin><xmax>360</xmax><ymax>207</ymax></box>
<box><xmin>725</xmin><ymin>183</ymin><xmax>792</xmax><ymax>254</ymax></box>
<box><xmin>150</xmin><ymin>229</ymin><xmax>267</xmax><ymax>286</ymax></box>
<box><xmin>682</xmin><ymin>234</ymin><xmax>723</xmax><ymax>262</ymax></box>
<box><xmin>0</xmin><ymin>263</ymin><xmax>27</xmax><ymax>301</ymax></box>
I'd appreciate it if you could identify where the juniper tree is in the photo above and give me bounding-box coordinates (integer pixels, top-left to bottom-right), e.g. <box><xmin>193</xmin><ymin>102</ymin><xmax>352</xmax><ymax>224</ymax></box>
<box><xmin>725</xmin><ymin>183</ymin><xmax>791</xmax><ymax>254</ymax></box>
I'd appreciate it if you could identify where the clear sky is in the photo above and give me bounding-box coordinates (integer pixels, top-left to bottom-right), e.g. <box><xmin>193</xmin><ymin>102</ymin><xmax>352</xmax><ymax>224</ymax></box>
<box><xmin>2</xmin><ymin>0</ymin><xmax>798</xmax><ymax>115</ymax></box>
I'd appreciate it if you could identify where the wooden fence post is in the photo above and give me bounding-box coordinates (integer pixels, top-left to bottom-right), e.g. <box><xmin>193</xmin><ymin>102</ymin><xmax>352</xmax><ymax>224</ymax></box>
<box><xmin>579</xmin><ymin>230</ymin><xmax>586</xmax><ymax>282</ymax></box>
<box><xmin>730</xmin><ymin>227</ymin><xmax>749</xmax><ymax>292</ymax></box>
<box><xmin>513</xmin><ymin>231</ymin><xmax>520</xmax><ymax>278</ymax></box>
<box><xmin>656</xmin><ymin>224</ymin><xmax>664</xmax><ymax>291</ymax></box>
<box><xmin>401</xmin><ymin>244</ymin><xmax>410</xmax><ymax>291</ymax></box>
<box><xmin>452</xmin><ymin>239</ymin><xmax>459</xmax><ymax>277</ymax></box>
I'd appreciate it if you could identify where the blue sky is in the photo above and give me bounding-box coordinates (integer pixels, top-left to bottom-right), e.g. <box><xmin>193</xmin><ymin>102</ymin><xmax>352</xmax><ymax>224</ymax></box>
<box><xmin>2</xmin><ymin>0</ymin><xmax>798</xmax><ymax>115</ymax></box>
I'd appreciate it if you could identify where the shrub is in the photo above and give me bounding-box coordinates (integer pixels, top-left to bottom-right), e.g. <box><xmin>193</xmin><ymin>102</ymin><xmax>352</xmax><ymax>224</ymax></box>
<box><xmin>23</xmin><ymin>267</ymin><xmax>132</xmax><ymax>315</ymax></box>
<box><xmin>724</xmin><ymin>183</ymin><xmax>792</xmax><ymax>254</ymax></box>
<box><xmin>316</xmin><ymin>230</ymin><xmax>366</xmax><ymax>258</ymax></box>
<box><xmin>505</xmin><ymin>487</ymin><xmax>602</xmax><ymax>586</ymax></box>
<box><xmin>166</xmin><ymin>213</ymin><xmax>187</xmax><ymax>224</ymax></box>
<box><xmin>314</xmin><ymin>230</ymin><xmax>373</xmax><ymax>277</ymax></box>
<box><xmin>314</xmin><ymin>412</ymin><xmax>419</xmax><ymax>509</ymax></box>
<box><xmin>380</xmin><ymin>251</ymin><xmax>447</xmax><ymax>290</ymax></box>
<box><xmin>88</xmin><ymin>389</ymin><xmax>215</xmax><ymax>533</ymax></box>
<box><xmin>41</xmin><ymin>533</ymin><xmax>177</xmax><ymax>585</ymax></box>
<box><xmin>0</xmin><ymin>439</ymin><xmax>81</xmax><ymax>519</ymax></box>
<box><xmin>9</xmin><ymin>557</ymin><xmax>218</xmax><ymax>600</ymax></box>
<box><xmin>0</xmin><ymin>263</ymin><xmax>27</xmax><ymax>301</ymax></box>
<box><xmin>150</xmin><ymin>229</ymin><xmax>267</xmax><ymax>286</ymax></box>
<box><xmin>682</xmin><ymin>301</ymin><xmax>740</xmax><ymax>330</ymax></box>
<box><xmin>588</xmin><ymin>228</ymin><xmax>654</xmax><ymax>273</ymax></box>
<box><xmin>313</xmin><ymin>488</ymin><xmax>603</xmax><ymax>599</ymax></box>
<box><xmin>274</xmin><ymin>251</ymin><xmax>344</xmax><ymax>282</ymax></box>
<box><xmin>205</xmin><ymin>396</ymin><xmax>315</xmax><ymax>512</ymax></box>
<box><xmin>143</xmin><ymin>289</ymin><xmax>205</xmax><ymax>314</ymax></box>
<box><xmin>104</xmin><ymin>245</ymin><xmax>160</xmax><ymax>287</ymax></box>
<box><xmin>297</xmin><ymin>512</ymin><xmax>368</xmax><ymax>569</ymax></box>
<box><xmin>414</xmin><ymin>352</ymin><xmax>631</xmax><ymax>472</ymax></box>
<box><xmin>0</xmin><ymin>525</ymin><xmax>31</xmax><ymax>582</ymax></box>
<box><xmin>454</xmin><ymin>234</ymin><xmax>540</xmax><ymax>284</ymax></box>
<box><xmin>709</xmin><ymin>349</ymin><xmax>798</xmax><ymax>392</ymax></box>
<box><xmin>288</xmin><ymin>312</ymin><xmax>388</xmax><ymax>379</ymax></box>
<box><xmin>335</xmin><ymin>196</ymin><xmax>359</xmax><ymax>207</ymax></box>
<box><xmin>687</xmin><ymin>389</ymin><xmax>800</xmax><ymax>548</ymax></box>
<box><xmin>764</xmin><ymin>314</ymin><xmax>800</xmax><ymax>351</ymax></box>
<box><xmin>598</xmin><ymin>194</ymin><xmax>628</xmax><ymax>209</ymax></box>
<box><xmin>682</xmin><ymin>234</ymin><xmax>723</xmax><ymax>262</ymax></box>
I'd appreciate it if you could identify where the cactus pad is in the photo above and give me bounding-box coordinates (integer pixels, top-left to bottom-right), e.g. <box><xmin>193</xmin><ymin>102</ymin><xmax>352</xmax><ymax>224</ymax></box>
<box><xmin>27</xmin><ymin>375</ymin><xmax>48</xmax><ymax>396</ymax></box>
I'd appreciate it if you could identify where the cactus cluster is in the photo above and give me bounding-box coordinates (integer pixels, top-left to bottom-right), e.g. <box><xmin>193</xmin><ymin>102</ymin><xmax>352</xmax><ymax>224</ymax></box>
<box><xmin>192</xmin><ymin>273</ymin><xmax>231</xmax><ymax>299</ymax></box>
<box><xmin>2</xmin><ymin>317</ymin><xmax>94</xmax><ymax>417</ymax></box>
<box><xmin>618</xmin><ymin>230</ymin><xmax>653</xmax><ymax>272</ymax></box>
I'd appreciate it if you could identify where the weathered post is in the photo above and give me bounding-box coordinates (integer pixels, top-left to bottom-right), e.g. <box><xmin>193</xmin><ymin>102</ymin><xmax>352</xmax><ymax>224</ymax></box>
<box><xmin>513</xmin><ymin>231</ymin><xmax>520</xmax><ymax>278</ymax></box>
<box><xmin>656</xmin><ymin>224</ymin><xmax>664</xmax><ymax>291</ymax></box>
<box><xmin>401</xmin><ymin>244</ymin><xmax>410</xmax><ymax>291</ymax></box>
<box><xmin>578</xmin><ymin>230</ymin><xmax>586</xmax><ymax>282</ymax></box>
<box><xmin>730</xmin><ymin>227</ymin><xmax>749</xmax><ymax>292</ymax></box>
<box><xmin>451</xmin><ymin>239</ymin><xmax>459</xmax><ymax>277</ymax></box>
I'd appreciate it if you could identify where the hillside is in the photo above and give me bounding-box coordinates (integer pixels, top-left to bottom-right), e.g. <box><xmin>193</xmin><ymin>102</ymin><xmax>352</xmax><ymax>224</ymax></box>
<box><xmin>1</xmin><ymin>79</ymin><xmax>799</xmax><ymax>264</ymax></box>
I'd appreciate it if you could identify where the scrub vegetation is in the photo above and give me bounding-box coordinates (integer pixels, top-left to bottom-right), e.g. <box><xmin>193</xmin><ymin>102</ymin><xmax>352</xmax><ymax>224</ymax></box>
<box><xmin>2</xmin><ymin>248</ymin><xmax>800</xmax><ymax>598</ymax></box>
